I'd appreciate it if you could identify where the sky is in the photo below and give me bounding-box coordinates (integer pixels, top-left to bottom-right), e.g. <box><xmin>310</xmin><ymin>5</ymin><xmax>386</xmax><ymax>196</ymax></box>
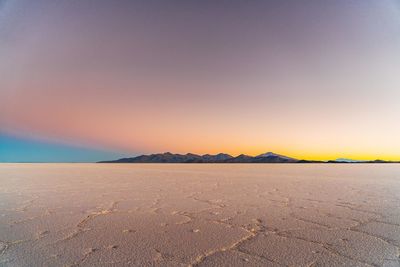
<box><xmin>0</xmin><ymin>133</ymin><xmax>124</xmax><ymax>163</ymax></box>
<box><xmin>1</xmin><ymin>0</ymin><xmax>400</xmax><ymax>162</ymax></box>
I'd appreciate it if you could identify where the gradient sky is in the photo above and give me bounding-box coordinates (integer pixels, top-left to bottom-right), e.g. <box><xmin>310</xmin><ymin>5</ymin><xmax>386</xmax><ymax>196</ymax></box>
<box><xmin>1</xmin><ymin>0</ymin><xmax>400</xmax><ymax>162</ymax></box>
<box><xmin>0</xmin><ymin>133</ymin><xmax>125</xmax><ymax>163</ymax></box>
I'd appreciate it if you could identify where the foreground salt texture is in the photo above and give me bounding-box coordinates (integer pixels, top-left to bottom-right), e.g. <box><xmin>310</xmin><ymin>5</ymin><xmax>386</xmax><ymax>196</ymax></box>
<box><xmin>0</xmin><ymin>164</ymin><xmax>399</xmax><ymax>267</ymax></box>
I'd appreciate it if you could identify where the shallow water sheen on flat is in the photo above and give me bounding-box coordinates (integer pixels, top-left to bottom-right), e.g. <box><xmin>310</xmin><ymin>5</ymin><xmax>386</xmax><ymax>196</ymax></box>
<box><xmin>0</xmin><ymin>164</ymin><xmax>399</xmax><ymax>266</ymax></box>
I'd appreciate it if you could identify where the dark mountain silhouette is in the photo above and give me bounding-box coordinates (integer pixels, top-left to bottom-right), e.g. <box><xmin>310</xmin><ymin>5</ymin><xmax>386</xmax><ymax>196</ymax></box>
<box><xmin>201</xmin><ymin>153</ymin><xmax>233</xmax><ymax>162</ymax></box>
<box><xmin>99</xmin><ymin>152</ymin><xmax>399</xmax><ymax>164</ymax></box>
<box><xmin>99</xmin><ymin>152</ymin><xmax>298</xmax><ymax>163</ymax></box>
<box><xmin>224</xmin><ymin>154</ymin><xmax>255</xmax><ymax>163</ymax></box>
<box><xmin>255</xmin><ymin>152</ymin><xmax>297</xmax><ymax>163</ymax></box>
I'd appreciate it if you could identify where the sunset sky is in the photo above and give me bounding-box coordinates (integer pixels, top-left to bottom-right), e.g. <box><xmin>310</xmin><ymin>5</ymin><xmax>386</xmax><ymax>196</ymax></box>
<box><xmin>1</xmin><ymin>0</ymin><xmax>400</xmax><ymax>162</ymax></box>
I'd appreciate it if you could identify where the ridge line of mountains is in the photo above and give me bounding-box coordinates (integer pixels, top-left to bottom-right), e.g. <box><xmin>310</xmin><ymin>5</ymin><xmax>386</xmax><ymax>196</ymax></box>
<box><xmin>98</xmin><ymin>152</ymin><xmax>398</xmax><ymax>164</ymax></box>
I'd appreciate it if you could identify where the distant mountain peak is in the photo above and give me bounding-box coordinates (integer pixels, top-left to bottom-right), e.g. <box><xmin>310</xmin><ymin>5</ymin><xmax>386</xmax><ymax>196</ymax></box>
<box><xmin>201</xmin><ymin>153</ymin><xmax>233</xmax><ymax>161</ymax></box>
<box><xmin>256</xmin><ymin>152</ymin><xmax>296</xmax><ymax>161</ymax></box>
<box><xmin>257</xmin><ymin>152</ymin><xmax>276</xmax><ymax>157</ymax></box>
<box><xmin>335</xmin><ymin>158</ymin><xmax>366</xmax><ymax>163</ymax></box>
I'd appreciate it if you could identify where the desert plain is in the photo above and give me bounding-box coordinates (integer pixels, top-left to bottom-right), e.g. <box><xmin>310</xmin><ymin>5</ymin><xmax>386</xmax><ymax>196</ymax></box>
<box><xmin>0</xmin><ymin>163</ymin><xmax>399</xmax><ymax>266</ymax></box>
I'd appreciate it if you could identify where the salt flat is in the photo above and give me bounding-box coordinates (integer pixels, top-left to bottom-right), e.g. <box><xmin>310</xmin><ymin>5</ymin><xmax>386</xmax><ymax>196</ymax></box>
<box><xmin>0</xmin><ymin>164</ymin><xmax>399</xmax><ymax>267</ymax></box>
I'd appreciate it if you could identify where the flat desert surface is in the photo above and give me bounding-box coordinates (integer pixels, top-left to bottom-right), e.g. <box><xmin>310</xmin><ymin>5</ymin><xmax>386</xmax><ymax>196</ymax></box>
<box><xmin>0</xmin><ymin>163</ymin><xmax>399</xmax><ymax>267</ymax></box>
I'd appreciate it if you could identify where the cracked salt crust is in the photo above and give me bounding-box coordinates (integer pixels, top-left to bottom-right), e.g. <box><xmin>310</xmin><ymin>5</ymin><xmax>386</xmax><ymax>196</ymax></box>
<box><xmin>0</xmin><ymin>163</ymin><xmax>399</xmax><ymax>266</ymax></box>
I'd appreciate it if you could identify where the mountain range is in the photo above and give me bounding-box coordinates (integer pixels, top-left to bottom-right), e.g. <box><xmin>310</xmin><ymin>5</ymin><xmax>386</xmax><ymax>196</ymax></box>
<box><xmin>98</xmin><ymin>152</ymin><xmax>399</xmax><ymax>163</ymax></box>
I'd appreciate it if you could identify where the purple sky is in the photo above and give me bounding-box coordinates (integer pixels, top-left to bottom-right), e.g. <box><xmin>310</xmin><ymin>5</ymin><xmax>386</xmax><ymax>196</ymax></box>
<box><xmin>1</xmin><ymin>0</ymin><xmax>400</xmax><ymax>161</ymax></box>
